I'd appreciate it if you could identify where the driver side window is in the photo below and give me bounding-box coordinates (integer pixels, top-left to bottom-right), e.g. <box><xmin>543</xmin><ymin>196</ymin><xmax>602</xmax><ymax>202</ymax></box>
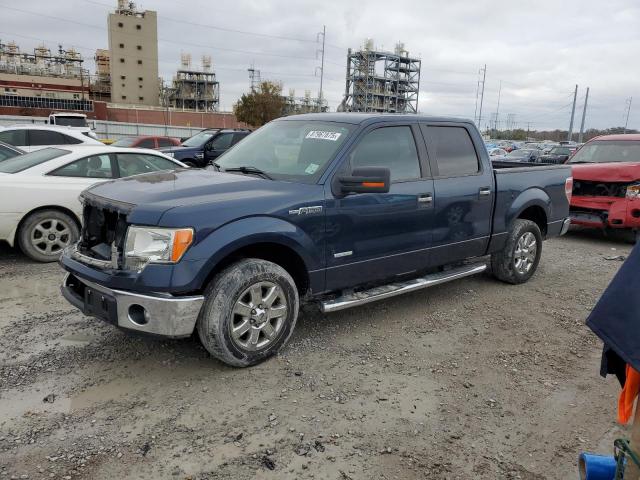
<box><xmin>349</xmin><ymin>126</ymin><xmax>421</xmax><ymax>182</ymax></box>
<box><xmin>210</xmin><ymin>133</ymin><xmax>233</xmax><ymax>150</ymax></box>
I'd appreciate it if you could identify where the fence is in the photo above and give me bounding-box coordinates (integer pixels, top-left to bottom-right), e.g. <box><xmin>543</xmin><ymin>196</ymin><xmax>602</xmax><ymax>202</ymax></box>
<box><xmin>0</xmin><ymin>114</ymin><xmax>204</xmax><ymax>140</ymax></box>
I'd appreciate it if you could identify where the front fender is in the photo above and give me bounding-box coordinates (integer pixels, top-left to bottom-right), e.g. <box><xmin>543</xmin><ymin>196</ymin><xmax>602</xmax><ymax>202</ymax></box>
<box><xmin>172</xmin><ymin>215</ymin><xmax>323</xmax><ymax>293</ymax></box>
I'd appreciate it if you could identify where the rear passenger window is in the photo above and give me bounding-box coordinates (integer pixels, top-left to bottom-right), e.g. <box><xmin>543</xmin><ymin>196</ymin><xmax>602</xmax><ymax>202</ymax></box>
<box><xmin>157</xmin><ymin>137</ymin><xmax>174</xmax><ymax>147</ymax></box>
<box><xmin>29</xmin><ymin>130</ymin><xmax>66</xmax><ymax>146</ymax></box>
<box><xmin>62</xmin><ymin>134</ymin><xmax>83</xmax><ymax>145</ymax></box>
<box><xmin>350</xmin><ymin>126</ymin><xmax>420</xmax><ymax>182</ymax></box>
<box><xmin>429</xmin><ymin>126</ymin><xmax>480</xmax><ymax>177</ymax></box>
<box><xmin>137</xmin><ymin>138</ymin><xmax>155</xmax><ymax>148</ymax></box>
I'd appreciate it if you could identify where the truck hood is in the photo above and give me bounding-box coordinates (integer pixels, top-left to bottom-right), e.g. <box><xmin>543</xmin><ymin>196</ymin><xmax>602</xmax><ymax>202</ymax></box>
<box><xmin>570</xmin><ymin>162</ymin><xmax>640</xmax><ymax>183</ymax></box>
<box><xmin>83</xmin><ymin>168</ymin><xmax>320</xmax><ymax>227</ymax></box>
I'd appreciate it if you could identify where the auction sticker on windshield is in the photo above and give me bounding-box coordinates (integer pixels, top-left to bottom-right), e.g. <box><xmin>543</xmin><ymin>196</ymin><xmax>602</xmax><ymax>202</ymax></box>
<box><xmin>306</xmin><ymin>131</ymin><xmax>342</xmax><ymax>141</ymax></box>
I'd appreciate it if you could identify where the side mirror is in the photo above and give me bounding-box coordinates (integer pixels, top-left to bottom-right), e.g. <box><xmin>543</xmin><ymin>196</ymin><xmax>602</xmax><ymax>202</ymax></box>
<box><xmin>336</xmin><ymin>167</ymin><xmax>391</xmax><ymax>196</ymax></box>
<box><xmin>205</xmin><ymin>143</ymin><xmax>214</xmax><ymax>151</ymax></box>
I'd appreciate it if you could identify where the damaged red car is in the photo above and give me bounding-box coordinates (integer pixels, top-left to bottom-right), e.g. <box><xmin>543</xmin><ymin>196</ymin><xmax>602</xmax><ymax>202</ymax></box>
<box><xmin>569</xmin><ymin>134</ymin><xmax>640</xmax><ymax>241</ymax></box>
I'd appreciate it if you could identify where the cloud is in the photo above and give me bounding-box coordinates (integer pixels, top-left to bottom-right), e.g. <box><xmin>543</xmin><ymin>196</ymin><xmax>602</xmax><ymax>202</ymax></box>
<box><xmin>3</xmin><ymin>0</ymin><xmax>638</xmax><ymax>129</ymax></box>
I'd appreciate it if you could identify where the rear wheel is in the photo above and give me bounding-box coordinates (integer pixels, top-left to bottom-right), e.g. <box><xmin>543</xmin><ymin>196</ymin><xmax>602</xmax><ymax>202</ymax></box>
<box><xmin>18</xmin><ymin>210</ymin><xmax>79</xmax><ymax>262</ymax></box>
<box><xmin>491</xmin><ymin>219</ymin><xmax>542</xmax><ymax>284</ymax></box>
<box><xmin>197</xmin><ymin>258</ymin><xmax>299</xmax><ymax>367</ymax></box>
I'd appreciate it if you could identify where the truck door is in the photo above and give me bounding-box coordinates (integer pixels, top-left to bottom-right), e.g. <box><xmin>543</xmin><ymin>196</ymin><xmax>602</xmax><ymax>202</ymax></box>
<box><xmin>324</xmin><ymin>123</ymin><xmax>435</xmax><ymax>291</ymax></box>
<box><xmin>420</xmin><ymin>123</ymin><xmax>493</xmax><ymax>265</ymax></box>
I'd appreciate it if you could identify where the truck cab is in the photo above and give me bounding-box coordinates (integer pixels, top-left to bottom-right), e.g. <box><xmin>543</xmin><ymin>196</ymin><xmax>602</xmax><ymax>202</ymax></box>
<box><xmin>47</xmin><ymin>112</ymin><xmax>98</xmax><ymax>140</ymax></box>
<box><xmin>60</xmin><ymin>113</ymin><xmax>572</xmax><ymax>367</ymax></box>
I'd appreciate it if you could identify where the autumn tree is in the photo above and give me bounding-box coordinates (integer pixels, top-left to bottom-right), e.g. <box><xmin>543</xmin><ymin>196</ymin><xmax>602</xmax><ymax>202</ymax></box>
<box><xmin>233</xmin><ymin>81</ymin><xmax>285</xmax><ymax>127</ymax></box>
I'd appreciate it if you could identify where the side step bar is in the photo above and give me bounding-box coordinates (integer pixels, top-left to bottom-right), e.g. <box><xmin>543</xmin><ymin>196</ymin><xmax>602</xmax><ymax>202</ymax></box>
<box><xmin>320</xmin><ymin>263</ymin><xmax>487</xmax><ymax>313</ymax></box>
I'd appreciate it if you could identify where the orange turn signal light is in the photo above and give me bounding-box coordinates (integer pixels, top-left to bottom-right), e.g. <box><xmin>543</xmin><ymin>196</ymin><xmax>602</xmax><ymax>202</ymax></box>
<box><xmin>171</xmin><ymin>229</ymin><xmax>194</xmax><ymax>262</ymax></box>
<box><xmin>362</xmin><ymin>182</ymin><xmax>385</xmax><ymax>188</ymax></box>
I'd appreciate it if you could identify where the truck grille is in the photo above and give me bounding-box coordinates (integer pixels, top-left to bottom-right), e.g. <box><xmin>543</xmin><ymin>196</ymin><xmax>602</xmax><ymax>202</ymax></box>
<box><xmin>76</xmin><ymin>193</ymin><xmax>133</xmax><ymax>269</ymax></box>
<box><xmin>573</xmin><ymin>180</ymin><xmax>629</xmax><ymax>198</ymax></box>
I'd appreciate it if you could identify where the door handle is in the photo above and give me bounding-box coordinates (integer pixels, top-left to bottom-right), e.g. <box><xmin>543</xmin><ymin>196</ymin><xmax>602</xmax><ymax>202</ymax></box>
<box><xmin>417</xmin><ymin>193</ymin><xmax>433</xmax><ymax>204</ymax></box>
<box><xmin>479</xmin><ymin>187</ymin><xmax>491</xmax><ymax>197</ymax></box>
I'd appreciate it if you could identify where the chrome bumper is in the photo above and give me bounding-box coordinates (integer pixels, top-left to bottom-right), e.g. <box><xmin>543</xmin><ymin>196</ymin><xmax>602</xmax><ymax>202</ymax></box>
<box><xmin>560</xmin><ymin>217</ymin><xmax>571</xmax><ymax>235</ymax></box>
<box><xmin>61</xmin><ymin>273</ymin><xmax>204</xmax><ymax>338</ymax></box>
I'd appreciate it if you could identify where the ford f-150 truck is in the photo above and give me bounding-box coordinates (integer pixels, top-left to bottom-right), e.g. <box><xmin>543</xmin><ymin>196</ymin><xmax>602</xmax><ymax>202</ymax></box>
<box><xmin>568</xmin><ymin>134</ymin><xmax>640</xmax><ymax>241</ymax></box>
<box><xmin>59</xmin><ymin>113</ymin><xmax>572</xmax><ymax>367</ymax></box>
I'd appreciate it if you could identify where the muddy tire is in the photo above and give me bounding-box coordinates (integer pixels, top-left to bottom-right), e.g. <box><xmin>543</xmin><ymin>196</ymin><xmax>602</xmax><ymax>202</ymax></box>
<box><xmin>18</xmin><ymin>210</ymin><xmax>79</xmax><ymax>263</ymax></box>
<box><xmin>197</xmin><ymin>258</ymin><xmax>299</xmax><ymax>367</ymax></box>
<box><xmin>491</xmin><ymin>219</ymin><xmax>542</xmax><ymax>284</ymax></box>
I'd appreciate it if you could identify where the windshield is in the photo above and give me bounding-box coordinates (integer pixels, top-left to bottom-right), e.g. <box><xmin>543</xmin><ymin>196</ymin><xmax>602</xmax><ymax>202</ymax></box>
<box><xmin>111</xmin><ymin>137</ymin><xmax>137</xmax><ymax>147</ymax></box>
<box><xmin>215</xmin><ymin>120</ymin><xmax>354</xmax><ymax>183</ymax></box>
<box><xmin>181</xmin><ymin>130</ymin><xmax>218</xmax><ymax>147</ymax></box>
<box><xmin>0</xmin><ymin>148</ymin><xmax>68</xmax><ymax>173</ymax></box>
<box><xmin>550</xmin><ymin>147</ymin><xmax>571</xmax><ymax>155</ymax></box>
<box><xmin>53</xmin><ymin>117</ymin><xmax>87</xmax><ymax>127</ymax></box>
<box><xmin>569</xmin><ymin>141</ymin><xmax>640</xmax><ymax>164</ymax></box>
<box><xmin>508</xmin><ymin>150</ymin><xmax>530</xmax><ymax>157</ymax></box>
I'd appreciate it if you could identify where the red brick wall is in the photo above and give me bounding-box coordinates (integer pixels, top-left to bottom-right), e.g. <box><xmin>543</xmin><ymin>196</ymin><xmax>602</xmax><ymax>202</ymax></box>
<box><xmin>0</xmin><ymin>102</ymin><xmax>247</xmax><ymax>129</ymax></box>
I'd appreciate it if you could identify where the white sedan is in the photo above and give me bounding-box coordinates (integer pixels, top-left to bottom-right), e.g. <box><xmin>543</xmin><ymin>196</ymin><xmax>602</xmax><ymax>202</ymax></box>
<box><xmin>0</xmin><ymin>146</ymin><xmax>187</xmax><ymax>262</ymax></box>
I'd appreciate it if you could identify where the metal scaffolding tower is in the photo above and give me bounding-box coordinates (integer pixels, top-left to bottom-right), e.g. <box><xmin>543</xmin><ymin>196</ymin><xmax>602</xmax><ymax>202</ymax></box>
<box><xmin>167</xmin><ymin>54</ymin><xmax>220</xmax><ymax>112</ymax></box>
<box><xmin>339</xmin><ymin>40</ymin><xmax>421</xmax><ymax>113</ymax></box>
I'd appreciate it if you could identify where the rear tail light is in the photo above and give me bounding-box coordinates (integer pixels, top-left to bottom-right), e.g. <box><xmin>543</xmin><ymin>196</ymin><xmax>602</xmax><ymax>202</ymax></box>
<box><xmin>565</xmin><ymin>177</ymin><xmax>573</xmax><ymax>203</ymax></box>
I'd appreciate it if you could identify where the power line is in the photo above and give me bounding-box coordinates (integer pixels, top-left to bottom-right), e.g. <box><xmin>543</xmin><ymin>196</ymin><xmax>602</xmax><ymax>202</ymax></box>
<box><xmin>83</xmin><ymin>0</ymin><xmax>320</xmax><ymax>45</ymax></box>
<box><xmin>0</xmin><ymin>4</ymin><xmax>321</xmax><ymax>62</ymax></box>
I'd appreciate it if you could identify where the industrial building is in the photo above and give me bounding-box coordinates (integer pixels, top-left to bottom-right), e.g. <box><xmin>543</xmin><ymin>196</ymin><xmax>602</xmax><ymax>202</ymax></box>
<box><xmin>283</xmin><ymin>89</ymin><xmax>328</xmax><ymax>115</ymax></box>
<box><xmin>108</xmin><ymin>0</ymin><xmax>159</xmax><ymax>106</ymax></box>
<box><xmin>90</xmin><ymin>49</ymin><xmax>111</xmax><ymax>102</ymax></box>
<box><xmin>166</xmin><ymin>54</ymin><xmax>220</xmax><ymax>112</ymax></box>
<box><xmin>339</xmin><ymin>40</ymin><xmax>421</xmax><ymax>113</ymax></box>
<box><xmin>0</xmin><ymin>41</ymin><xmax>91</xmax><ymax>112</ymax></box>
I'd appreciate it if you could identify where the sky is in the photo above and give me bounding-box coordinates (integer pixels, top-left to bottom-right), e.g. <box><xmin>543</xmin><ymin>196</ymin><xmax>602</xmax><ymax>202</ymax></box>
<box><xmin>1</xmin><ymin>0</ymin><xmax>639</xmax><ymax>131</ymax></box>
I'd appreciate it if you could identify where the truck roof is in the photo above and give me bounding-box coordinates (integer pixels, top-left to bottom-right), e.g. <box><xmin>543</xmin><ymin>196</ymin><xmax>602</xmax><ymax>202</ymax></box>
<box><xmin>277</xmin><ymin>112</ymin><xmax>472</xmax><ymax>125</ymax></box>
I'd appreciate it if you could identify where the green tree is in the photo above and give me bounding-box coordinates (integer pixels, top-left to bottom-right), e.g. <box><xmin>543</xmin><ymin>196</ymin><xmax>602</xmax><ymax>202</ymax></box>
<box><xmin>233</xmin><ymin>81</ymin><xmax>285</xmax><ymax>127</ymax></box>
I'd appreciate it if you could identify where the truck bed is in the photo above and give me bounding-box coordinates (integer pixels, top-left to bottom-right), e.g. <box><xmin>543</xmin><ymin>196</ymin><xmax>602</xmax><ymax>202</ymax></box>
<box><xmin>492</xmin><ymin>160</ymin><xmax>570</xmax><ymax>171</ymax></box>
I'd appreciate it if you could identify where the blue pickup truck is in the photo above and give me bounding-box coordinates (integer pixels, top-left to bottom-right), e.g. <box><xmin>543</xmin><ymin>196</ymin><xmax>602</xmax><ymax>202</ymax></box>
<box><xmin>60</xmin><ymin>113</ymin><xmax>572</xmax><ymax>367</ymax></box>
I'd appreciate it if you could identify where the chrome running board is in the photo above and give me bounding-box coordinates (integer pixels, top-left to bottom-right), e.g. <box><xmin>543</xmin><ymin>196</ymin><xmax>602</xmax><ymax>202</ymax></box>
<box><xmin>320</xmin><ymin>263</ymin><xmax>487</xmax><ymax>313</ymax></box>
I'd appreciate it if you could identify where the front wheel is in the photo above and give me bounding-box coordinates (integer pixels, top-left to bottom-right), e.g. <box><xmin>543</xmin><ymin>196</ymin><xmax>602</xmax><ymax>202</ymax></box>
<box><xmin>197</xmin><ymin>259</ymin><xmax>299</xmax><ymax>367</ymax></box>
<box><xmin>17</xmin><ymin>210</ymin><xmax>79</xmax><ymax>262</ymax></box>
<box><xmin>491</xmin><ymin>219</ymin><xmax>542</xmax><ymax>284</ymax></box>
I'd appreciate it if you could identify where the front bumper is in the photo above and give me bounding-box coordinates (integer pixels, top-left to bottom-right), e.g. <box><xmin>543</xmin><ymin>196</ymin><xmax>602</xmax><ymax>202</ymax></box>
<box><xmin>61</xmin><ymin>273</ymin><xmax>204</xmax><ymax>338</ymax></box>
<box><xmin>570</xmin><ymin>195</ymin><xmax>640</xmax><ymax>229</ymax></box>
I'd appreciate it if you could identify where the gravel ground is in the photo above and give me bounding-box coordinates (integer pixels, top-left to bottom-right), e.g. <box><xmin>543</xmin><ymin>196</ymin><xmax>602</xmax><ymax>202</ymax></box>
<box><xmin>0</xmin><ymin>229</ymin><xmax>632</xmax><ymax>479</ymax></box>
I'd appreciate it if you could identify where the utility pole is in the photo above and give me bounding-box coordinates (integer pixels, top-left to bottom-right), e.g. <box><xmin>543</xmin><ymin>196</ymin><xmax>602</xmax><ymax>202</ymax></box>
<box><xmin>568</xmin><ymin>84</ymin><xmax>578</xmax><ymax>141</ymax></box>
<box><xmin>474</xmin><ymin>79</ymin><xmax>480</xmax><ymax>125</ymax></box>
<box><xmin>316</xmin><ymin>25</ymin><xmax>326</xmax><ymax>112</ymax></box>
<box><xmin>494</xmin><ymin>80</ymin><xmax>502</xmax><ymax>132</ymax></box>
<box><xmin>477</xmin><ymin>64</ymin><xmax>486</xmax><ymax>130</ymax></box>
<box><xmin>624</xmin><ymin>97</ymin><xmax>633</xmax><ymax>134</ymax></box>
<box><xmin>248</xmin><ymin>64</ymin><xmax>261</xmax><ymax>92</ymax></box>
<box><xmin>578</xmin><ymin>87</ymin><xmax>589</xmax><ymax>143</ymax></box>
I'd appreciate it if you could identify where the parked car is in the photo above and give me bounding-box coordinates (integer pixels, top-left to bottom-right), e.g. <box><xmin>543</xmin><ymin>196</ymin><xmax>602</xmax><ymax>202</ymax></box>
<box><xmin>568</xmin><ymin>134</ymin><xmax>640</xmax><ymax>240</ymax></box>
<box><xmin>159</xmin><ymin>128</ymin><xmax>251</xmax><ymax>167</ymax></box>
<box><xmin>59</xmin><ymin>113</ymin><xmax>572</xmax><ymax>367</ymax></box>
<box><xmin>0</xmin><ymin>141</ymin><xmax>24</xmax><ymax>161</ymax></box>
<box><xmin>539</xmin><ymin>145</ymin><xmax>575</xmax><ymax>164</ymax></box>
<box><xmin>0</xmin><ymin>125</ymin><xmax>103</xmax><ymax>152</ymax></box>
<box><xmin>504</xmin><ymin>148</ymin><xmax>542</xmax><ymax>163</ymax></box>
<box><xmin>0</xmin><ymin>146</ymin><xmax>186</xmax><ymax>262</ymax></box>
<box><xmin>488</xmin><ymin>147</ymin><xmax>508</xmax><ymax>158</ymax></box>
<box><xmin>112</xmin><ymin>136</ymin><xmax>181</xmax><ymax>149</ymax></box>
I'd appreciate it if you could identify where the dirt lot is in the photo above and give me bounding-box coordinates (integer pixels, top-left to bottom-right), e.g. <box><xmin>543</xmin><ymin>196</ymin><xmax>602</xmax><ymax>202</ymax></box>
<box><xmin>0</xmin><ymin>230</ymin><xmax>632</xmax><ymax>479</ymax></box>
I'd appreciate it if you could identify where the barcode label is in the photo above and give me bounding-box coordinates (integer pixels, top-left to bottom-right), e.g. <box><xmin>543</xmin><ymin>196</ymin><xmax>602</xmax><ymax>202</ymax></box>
<box><xmin>306</xmin><ymin>131</ymin><xmax>342</xmax><ymax>141</ymax></box>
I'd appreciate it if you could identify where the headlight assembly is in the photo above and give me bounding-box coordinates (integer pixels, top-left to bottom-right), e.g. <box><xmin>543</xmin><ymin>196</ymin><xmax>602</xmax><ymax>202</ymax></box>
<box><xmin>124</xmin><ymin>226</ymin><xmax>193</xmax><ymax>270</ymax></box>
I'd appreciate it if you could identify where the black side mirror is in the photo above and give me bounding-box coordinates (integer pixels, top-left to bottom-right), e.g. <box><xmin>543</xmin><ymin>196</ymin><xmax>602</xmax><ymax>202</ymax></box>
<box><xmin>336</xmin><ymin>166</ymin><xmax>391</xmax><ymax>196</ymax></box>
<box><xmin>205</xmin><ymin>143</ymin><xmax>213</xmax><ymax>151</ymax></box>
